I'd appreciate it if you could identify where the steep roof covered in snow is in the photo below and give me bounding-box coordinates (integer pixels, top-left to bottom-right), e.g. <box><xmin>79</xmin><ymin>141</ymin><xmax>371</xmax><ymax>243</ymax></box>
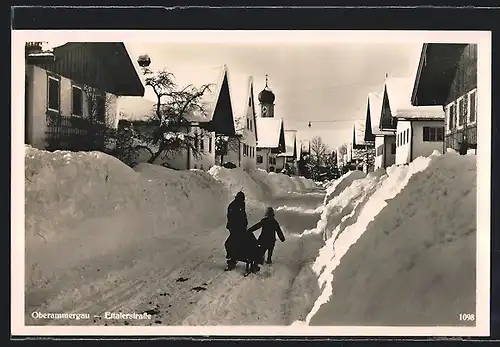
<box><xmin>394</xmin><ymin>106</ymin><xmax>445</xmax><ymax>120</ymax></box>
<box><xmin>187</xmin><ymin>65</ymin><xmax>236</xmax><ymax>136</ymax></box>
<box><xmin>366</xmin><ymin>91</ymin><xmax>394</xmax><ymax>136</ymax></box>
<box><xmin>234</xmin><ymin>76</ymin><xmax>258</xmax><ymax>141</ymax></box>
<box><xmin>384</xmin><ymin>76</ymin><xmax>415</xmax><ymax>113</ymax></box>
<box><xmin>280</xmin><ymin>130</ymin><xmax>297</xmax><ymax>157</ymax></box>
<box><xmin>256</xmin><ymin>117</ymin><xmax>284</xmax><ymax>149</ymax></box>
<box><xmin>378</xmin><ymin>76</ymin><xmax>414</xmax><ymax>132</ymax></box>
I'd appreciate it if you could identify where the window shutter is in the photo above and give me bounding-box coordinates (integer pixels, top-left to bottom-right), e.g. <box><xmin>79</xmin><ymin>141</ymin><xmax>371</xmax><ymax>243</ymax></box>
<box><xmin>423</xmin><ymin>127</ymin><xmax>430</xmax><ymax>142</ymax></box>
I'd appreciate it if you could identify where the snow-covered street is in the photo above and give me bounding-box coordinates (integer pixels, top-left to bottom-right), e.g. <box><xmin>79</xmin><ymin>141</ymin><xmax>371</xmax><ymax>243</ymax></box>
<box><xmin>24</xmin><ymin>146</ymin><xmax>480</xmax><ymax>328</ymax></box>
<box><xmin>26</xmin><ymin>193</ymin><xmax>325</xmax><ymax>326</ymax></box>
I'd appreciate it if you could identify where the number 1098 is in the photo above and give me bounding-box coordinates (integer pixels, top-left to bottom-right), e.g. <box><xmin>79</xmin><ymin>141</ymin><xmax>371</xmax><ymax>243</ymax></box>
<box><xmin>459</xmin><ymin>313</ymin><xmax>475</xmax><ymax>321</ymax></box>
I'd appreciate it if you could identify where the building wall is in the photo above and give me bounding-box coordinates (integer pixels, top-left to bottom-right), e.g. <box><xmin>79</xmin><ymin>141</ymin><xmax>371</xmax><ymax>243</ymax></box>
<box><xmin>239</xmin><ymin>106</ymin><xmax>257</xmax><ymax>170</ymax></box>
<box><xmin>374</xmin><ymin>136</ymin><xmax>385</xmax><ymax>170</ymax></box>
<box><xmin>26</xmin><ymin>65</ymin><xmax>118</xmax><ymax>150</ymax></box>
<box><xmin>224</xmin><ymin>137</ymin><xmax>242</xmax><ymax>167</ymax></box>
<box><xmin>444</xmin><ymin>87</ymin><xmax>478</xmax><ymax>153</ymax></box>
<box><xmin>256</xmin><ymin>148</ymin><xmax>270</xmax><ymax>171</ymax></box>
<box><xmin>384</xmin><ymin>135</ymin><xmax>396</xmax><ymax>168</ymax></box>
<box><xmin>396</xmin><ymin>120</ymin><xmax>412</xmax><ymax>165</ymax></box>
<box><xmin>412</xmin><ymin>120</ymin><xmax>445</xmax><ymax>159</ymax></box>
<box><xmin>444</xmin><ymin>44</ymin><xmax>478</xmax><ymax>153</ymax></box>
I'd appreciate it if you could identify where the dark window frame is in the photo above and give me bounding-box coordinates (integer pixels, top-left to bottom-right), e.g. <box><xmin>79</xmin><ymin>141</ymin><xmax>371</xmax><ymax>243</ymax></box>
<box><xmin>71</xmin><ymin>84</ymin><xmax>84</xmax><ymax>117</ymax></box>
<box><xmin>47</xmin><ymin>74</ymin><xmax>61</xmax><ymax>113</ymax></box>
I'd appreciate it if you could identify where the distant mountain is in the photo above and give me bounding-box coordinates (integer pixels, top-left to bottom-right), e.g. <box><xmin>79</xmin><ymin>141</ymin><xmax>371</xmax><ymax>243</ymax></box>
<box><xmin>117</xmin><ymin>96</ymin><xmax>156</xmax><ymax>121</ymax></box>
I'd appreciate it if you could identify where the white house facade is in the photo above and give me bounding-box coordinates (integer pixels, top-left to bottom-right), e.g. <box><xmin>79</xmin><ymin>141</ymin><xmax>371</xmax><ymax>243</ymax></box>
<box><xmin>25</xmin><ymin>42</ymin><xmax>144</xmax><ymax>151</ymax></box>
<box><xmin>394</xmin><ymin>106</ymin><xmax>445</xmax><ymax>165</ymax></box>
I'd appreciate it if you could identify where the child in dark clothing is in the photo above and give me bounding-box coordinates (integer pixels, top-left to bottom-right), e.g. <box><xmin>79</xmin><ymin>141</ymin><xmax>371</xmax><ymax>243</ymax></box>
<box><xmin>247</xmin><ymin>207</ymin><xmax>285</xmax><ymax>264</ymax></box>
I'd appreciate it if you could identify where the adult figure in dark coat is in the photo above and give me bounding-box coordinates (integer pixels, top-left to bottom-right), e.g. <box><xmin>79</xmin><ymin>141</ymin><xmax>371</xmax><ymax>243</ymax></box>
<box><xmin>225</xmin><ymin>191</ymin><xmax>248</xmax><ymax>270</ymax></box>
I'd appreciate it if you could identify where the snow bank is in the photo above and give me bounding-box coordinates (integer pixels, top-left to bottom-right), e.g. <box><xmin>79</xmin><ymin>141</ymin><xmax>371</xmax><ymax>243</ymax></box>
<box><xmin>323</xmin><ymin>170</ymin><xmax>367</xmax><ymax>205</ymax></box>
<box><xmin>300</xmin><ymin>177</ymin><xmax>317</xmax><ymax>190</ymax></box>
<box><xmin>267</xmin><ymin>172</ymin><xmax>297</xmax><ymax>194</ymax></box>
<box><xmin>303</xmin><ymin>152</ymin><xmax>476</xmax><ymax>326</ymax></box>
<box><xmin>25</xmin><ymin>147</ymin><xmax>230</xmax><ymax>291</ymax></box>
<box><xmin>207</xmin><ymin>166</ymin><xmax>267</xmax><ymax>204</ymax></box>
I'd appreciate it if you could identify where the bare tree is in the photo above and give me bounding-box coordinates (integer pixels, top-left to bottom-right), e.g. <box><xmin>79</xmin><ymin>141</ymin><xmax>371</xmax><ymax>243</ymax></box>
<box><xmin>135</xmin><ymin>66</ymin><xmax>214</xmax><ymax>164</ymax></box>
<box><xmin>215</xmin><ymin>115</ymin><xmax>245</xmax><ymax>165</ymax></box>
<box><xmin>82</xmin><ymin>85</ymin><xmax>117</xmax><ymax>150</ymax></box>
<box><xmin>310</xmin><ymin>136</ymin><xmax>329</xmax><ymax>167</ymax></box>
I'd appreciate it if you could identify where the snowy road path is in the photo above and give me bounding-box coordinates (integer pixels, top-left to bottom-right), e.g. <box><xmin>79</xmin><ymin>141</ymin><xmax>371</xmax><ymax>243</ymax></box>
<box><xmin>25</xmin><ymin>190</ymin><xmax>326</xmax><ymax>326</ymax></box>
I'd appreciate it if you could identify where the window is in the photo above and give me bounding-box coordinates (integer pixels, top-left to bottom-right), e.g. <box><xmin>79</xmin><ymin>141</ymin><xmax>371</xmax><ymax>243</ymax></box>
<box><xmin>95</xmin><ymin>93</ymin><xmax>106</xmax><ymax>123</ymax></box>
<box><xmin>208</xmin><ymin>137</ymin><xmax>212</xmax><ymax>153</ymax></box>
<box><xmin>376</xmin><ymin>145</ymin><xmax>384</xmax><ymax>157</ymax></box>
<box><xmin>72</xmin><ymin>85</ymin><xmax>84</xmax><ymax>117</ymax></box>
<box><xmin>269</xmin><ymin>156</ymin><xmax>276</xmax><ymax>165</ymax></box>
<box><xmin>250</xmin><ymin>120</ymin><xmax>253</xmax><ymax>131</ymax></box>
<box><xmin>462</xmin><ymin>95</ymin><xmax>469</xmax><ymax>125</ymax></box>
<box><xmin>47</xmin><ymin>76</ymin><xmax>60</xmax><ymax>112</ymax></box>
<box><xmin>406</xmin><ymin>129</ymin><xmax>409</xmax><ymax>144</ymax></box>
<box><xmin>458</xmin><ymin>98</ymin><xmax>465</xmax><ymax>126</ymax></box>
<box><xmin>449</xmin><ymin>103</ymin><xmax>456</xmax><ymax>130</ymax></box>
<box><xmin>470</xmin><ymin>91</ymin><xmax>477</xmax><ymax>123</ymax></box>
<box><xmin>391</xmin><ymin>142</ymin><xmax>396</xmax><ymax>154</ymax></box>
<box><xmin>249</xmin><ymin>97</ymin><xmax>252</xmax><ymax>107</ymax></box>
<box><xmin>194</xmin><ymin>133</ymin><xmax>199</xmax><ymax>149</ymax></box>
<box><xmin>423</xmin><ymin>126</ymin><xmax>445</xmax><ymax>142</ymax></box>
<box><xmin>247</xmin><ymin>118</ymin><xmax>250</xmax><ymax>130</ymax></box>
<box><xmin>200</xmin><ymin>135</ymin><xmax>205</xmax><ymax>152</ymax></box>
<box><xmin>257</xmin><ymin>155</ymin><xmax>263</xmax><ymax>164</ymax></box>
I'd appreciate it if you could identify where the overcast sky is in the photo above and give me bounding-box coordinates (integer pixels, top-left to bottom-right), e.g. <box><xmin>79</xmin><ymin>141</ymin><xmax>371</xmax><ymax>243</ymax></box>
<box><xmin>125</xmin><ymin>41</ymin><xmax>423</xmax><ymax>149</ymax></box>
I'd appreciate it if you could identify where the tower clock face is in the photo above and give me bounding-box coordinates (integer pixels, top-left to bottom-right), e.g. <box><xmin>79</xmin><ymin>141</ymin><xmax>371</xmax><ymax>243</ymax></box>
<box><xmin>262</xmin><ymin>106</ymin><xmax>268</xmax><ymax>116</ymax></box>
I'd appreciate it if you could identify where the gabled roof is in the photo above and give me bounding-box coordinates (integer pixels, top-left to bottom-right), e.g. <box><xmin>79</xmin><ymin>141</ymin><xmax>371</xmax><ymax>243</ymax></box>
<box><xmin>384</xmin><ymin>76</ymin><xmax>415</xmax><ymax>112</ymax></box>
<box><xmin>280</xmin><ymin>130</ymin><xmax>297</xmax><ymax>157</ymax></box>
<box><xmin>393</xmin><ymin>106</ymin><xmax>445</xmax><ymax>120</ymax></box>
<box><xmin>240</xmin><ymin>76</ymin><xmax>258</xmax><ymax>141</ymax></box>
<box><xmin>364</xmin><ymin>91</ymin><xmax>383</xmax><ymax>142</ymax></box>
<box><xmin>29</xmin><ymin>42</ymin><xmax>145</xmax><ymax>97</ymax></box>
<box><xmin>256</xmin><ymin>117</ymin><xmax>284</xmax><ymax>148</ymax></box>
<box><xmin>411</xmin><ymin>43</ymin><xmax>469</xmax><ymax>106</ymax></box>
<box><xmin>187</xmin><ymin>65</ymin><xmax>228</xmax><ymax>123</ymax></box>
<box><xmin>187</xmin><ymin>65</ymin><xmax>236</xmax><ymax>136</ymax></box>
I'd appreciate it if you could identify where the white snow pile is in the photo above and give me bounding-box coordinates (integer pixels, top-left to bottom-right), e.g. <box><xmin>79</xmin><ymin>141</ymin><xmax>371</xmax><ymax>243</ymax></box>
<box><xmin>208</xmin><ymin>166</ymin><xmax>267</xmax><ymax>205</ymax></box>
<box><xmin>300</xmin><ymin>177</ymin><xmax>318</xmax><ymax>190</ymax></box>
<box><xmin>25</xmin><ymin>146</ymin><xmax>230</xmax><ymax>291</ymax></box>
<box><xmin>323</xmin><ymin>170</ymin><xmax>367</xmax><ymax>205</ymax></box>
<box><xmin>246</xmin><ymin>168</ymin><xmax>290</xmax><ymax>198</ymax></box>
<box><xmin>266</xmin><ymin>171</ymin><xmax>299</xmax><ymax>194</ymax></box>
<box><xmin>276</xmin><ymin>205</ymin><xmax>324</xmax><ymax>215</ymax></box>
<box><xmin>298</xmin><ymin>151</ymin><xmax>476</xmax><ymax>326</ymax></box>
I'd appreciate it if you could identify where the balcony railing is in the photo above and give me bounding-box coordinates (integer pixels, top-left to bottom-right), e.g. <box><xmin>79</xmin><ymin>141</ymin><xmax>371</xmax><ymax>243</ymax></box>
<box><xmin>45</xmin><ymin>113</ymin><xmax>106</xmax><ymax>152</ymax></box>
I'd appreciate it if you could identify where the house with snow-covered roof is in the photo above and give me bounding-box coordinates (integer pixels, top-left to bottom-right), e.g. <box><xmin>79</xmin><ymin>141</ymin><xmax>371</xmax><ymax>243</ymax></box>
<box><xmin>224</xmin><ymin>76</ymin><xmax>258</xmax><ymax>170</ymax></box>
<box><xmin>130</xmin><ymin>64</ymin><xmax>237</xmax><ymax>171</ymax></box>
<box><xmin>25</xmin><ymin>42</ymin><xmax>145</xmax><ymax>151</ymax></box>
<box><xmin>411</xmin><ymin>43</ymin><xmax>477</xmax><ymax>155</ymax></box>
<box><xmin>394</xmin><ymin>106</ymin><xmax>445</xmax><ymax>165</ymax></box>
<box><xmin>278</xmin><ymin>129</ymin><xmax>298</xmax><ymax>174</ymax></box>
<box><xmin>255</xmin><ymin>76</ymin><xmax>286</xmax><ymax>172</ymax></box>
<box><xmin>374</xmin><ymin>75</ymin><xmax>415</xmax><ymax>169</ymax></box>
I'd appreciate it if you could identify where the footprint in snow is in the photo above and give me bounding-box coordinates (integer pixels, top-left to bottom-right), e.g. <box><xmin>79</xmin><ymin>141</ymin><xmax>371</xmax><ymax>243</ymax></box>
<box><xmin>176</xmin><ymin>277</ymin><xmax>189</xmax><ymax>282</ymax></box>
<box><xmin>191</xmin><ymin>286</ymin><xmax>207</xmax><ymax>292</ymax></box>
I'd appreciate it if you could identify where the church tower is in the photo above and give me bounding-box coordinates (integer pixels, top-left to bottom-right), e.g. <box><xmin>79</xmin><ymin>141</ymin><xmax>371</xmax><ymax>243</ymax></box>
<box><xmin>258</xmin><ymin>74</ymin><xmax>276</xmax><ymax>118</ymax></box>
